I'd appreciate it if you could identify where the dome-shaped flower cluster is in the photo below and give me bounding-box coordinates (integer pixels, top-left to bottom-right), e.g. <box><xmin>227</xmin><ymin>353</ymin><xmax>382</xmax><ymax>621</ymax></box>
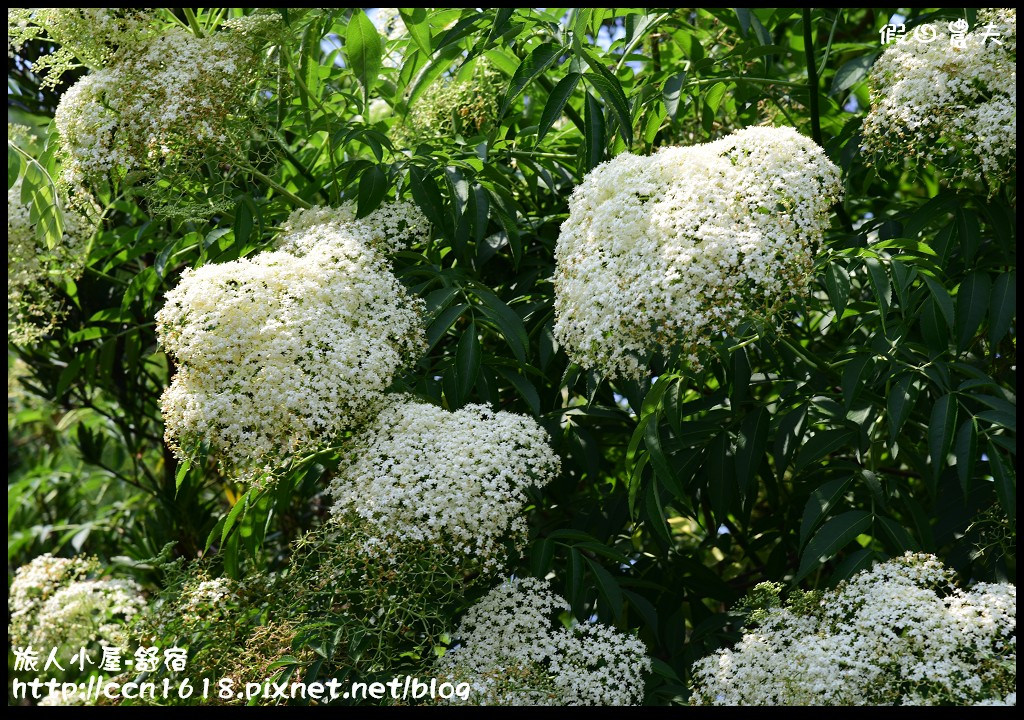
<box><xmin>862</xmin><ymin>8</ymin><xmax>1016</xmax><ymax>186</ymax></box>
<box><xmin>53</xmin><ymin>19</ymin><xmax>279</xmax><ymax>197</ymax></box>
<box><xmin>437</xmin><ymin>576</ymin><xmax>651</xmax><ymax>705</ymax></box>
<box><xmin>157</xmin><ymin>209</ymin><xmax>426</xmax><ymax>480</ymax></box>
<box><xmin>275</xmin><ymin>199</ymin><xmax>429</xmax><ymax>256</ymax></box>
<box><xmin>9</xmin><ymin>554</ymin><xmax>145</xmax><ymax>652</ymax></box>
<box><xmin>327</xmin><ymin>397</ymin><xmax>560</xmax><ymax>568</ymax></box>
<box><xmin>690</xmin><ymin>553</ymin><xmax>1017</xmax><ymax>706</ymax></box>
<box><xmin>553</xmin><ymin>125</ymin><xmax>842</xmax><ymax>379</ymax></box>
<box><xmin>8</xmin><ymin>177</ymin><xmax>91</xmax><ymax>343</ymax></box>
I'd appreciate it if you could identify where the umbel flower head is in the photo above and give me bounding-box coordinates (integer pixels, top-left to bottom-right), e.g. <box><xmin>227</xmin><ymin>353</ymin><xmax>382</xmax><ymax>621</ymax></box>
<box><xmin>8</xmin><ymin>554</ymin><xmax>145</xmax><ymax>653</ymax></box>
<box><xmin>7</xmin><ymin>8</ymin><xmax>152</xmax><ymax>87</ymax></box>
<box><xmin>862</xmin><ymin>8</ymin><xmax>1016</xmax><ymax>187</ymax></box>
<box><xmin>437</xmin><ymin>576</ymin><xmax>651</xmax><ymax>705</ymax></box>
<box><xmin>8</xmin><ymin>176</ymin><xmax>91</xmax><ymax>344</ymax></box>
<box><xmin>327</xmin><ymin>396</ymin><xmax>560</xmax><ymax>569</ymax></box>
<box><xmin>53</xmin><ymin>17</ymin><xmax>280</xmax><ymax>201</ymax></box>
<box><xmin>275</xmin><ymin>199</ymin><xmax>429</xmax><ymax>256</ymax></box>
<box><xmin>690</xmin><ymin>552</ymin><xmax>1017</xmax><ymax>706</ymax></box>
<box><xmin>157</xmin><ymin>206</ymin><xmax>426</xmax><ymax>481</ymax></box>
<box><xmin>553</xmin><ymin>125</ymin><xmax>842</xmax><ymax>379</ymax></box>
<box><xmin>393</xmin><ymin>56</ymin><xmax>504</xmax><ymax>147</ymax></box>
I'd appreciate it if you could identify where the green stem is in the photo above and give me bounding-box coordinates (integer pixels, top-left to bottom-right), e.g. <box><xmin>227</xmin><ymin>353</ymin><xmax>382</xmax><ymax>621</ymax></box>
<box><xmin>508</xmin><ymin>150</ymin><xmax>577</xmax><ymax>161</ymax></box>
<box><xmin>802</xmin><ymin>8</ymin><xmax>824</xmax><ymax>147</ymax></box>
<box><xmin>687</xmin><ymin>76</ymin><xmax>805</xmax><ymax>88</ymax></box>
<box><xmin>817</xmin><ymin>10</ymin><xmax>841</xmax><ymax>77</ymax></box>
<box><xmin>780</xmin><ymin>336</ymin><xmax>834</xmax><ymax>378</ymax></box>
<box><xmin>728</xmin><ymin>334</ymin><xmax>761</xmax><ymax>352</ymax></box>
<box><xmin>183</xmin><ymin>8</ymin><xmax>204</xmax><ymax>37</ymax></box>
<box><xmin>183</xmin><ymin>8</ymin><xmax>204</xmax><ymax>38</ymax></box>
<box><xmin>248</xmin><ymin>167</ymin><xmax>313</xmax><ymax>209</ymax></box>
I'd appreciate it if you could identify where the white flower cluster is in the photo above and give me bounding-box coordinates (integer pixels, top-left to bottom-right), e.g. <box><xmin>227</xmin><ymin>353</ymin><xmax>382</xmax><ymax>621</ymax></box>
<box><xmin>437</xmin><ymin>576</ymin><xmax>651</xmax><ymax>705</ymax></box>
<box><xmin>862</xmin><ymin>8</ymin><xmax>1016</xmax><ymax>186</ymax></box>
<box><xmin>327</xmin><ymin>397</ymin><xmax>560</xmax><ymax>567</ymax></box>
<box><xmin>276</xmin><ymin>200</ymin><xmax>428</xmax><ymax>255</ymax></box>
<box><xmin>34</xmin><ymin>578</ymin><xmax>146</xmax><ymax>652</ymax></box>
<box><xmin>7</xmin><ymin>9</ymin><xmax>152</xmax><ymax>86</ymax></box>
<box><xmin>157</xmin><ymin>214</ymin><xmax>426</xmax><ymax>480</ymax></box>
<box><xmin>150</xmin><ymin>575</ymin><xmax>239</xmax><ymax>637</ymax></box>
<box><xmin>690</xmin><ymin>553</ymin><xmax>1017</xmax><ymax>706</ymax></box>
<box><xmin>8</xmin><ymin>177</ymin><xmax>90</xmax><ymax>344</ymax></box>
<box><xmin>553</xmin><ymin>126</ymin><xmax>841</xmax><ymax>379</ymax></box>
<box><xmin>9</xmin><ymin>554</ymin><xmax>145</xmax><ymax>652</ymax></box>
<box><xmin>54</xmin><ymin>20</ymin><xmax>277</xmax><ymax>193</ymax></box>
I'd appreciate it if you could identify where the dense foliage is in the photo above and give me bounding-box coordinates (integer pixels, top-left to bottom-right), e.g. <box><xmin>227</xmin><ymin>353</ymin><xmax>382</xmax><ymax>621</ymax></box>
<box><xmin>8</xmin><ymin>7</ymin><xmax>1016</xmax><ymax>706</ymax></box>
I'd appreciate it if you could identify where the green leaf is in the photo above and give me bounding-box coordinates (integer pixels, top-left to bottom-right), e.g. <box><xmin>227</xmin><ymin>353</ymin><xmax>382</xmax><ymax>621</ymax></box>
<box><xmin>584</xmin><ymin>70</ymin><xmax>633</xmax><ymax>147</ymax></box>
<box><xmin>21</xmin><ymin>159</ymin><xmax>63</xmax><ymax>250</ymax></box>
<box><xmin>357</xmin><ymin>165</ymin><xmax>388</xmax><ymax>218</ymax></box>
<box><xmin>455</xmin><ymin>321</ymin><xmax>481</xmax><ymax>401</ymax></box>
<box><xmin>622</xmin><ymin>589</ymin><xmax>659</xmax><ymax>637</ymax></box>
<box><xmin>662</xmin><ymin>72</ymin><xmax>686</xmax><ymax>119</ymax></box>
<box><xmin>887</xmin><ymin>374</ymin><xmax>918</xmax><ymax>444</ymax></box>
<box><xmin>501</xmin><ymin>43</ymin><xmax>563</xmax><ymax>116</ymax></box>
<box><xmin>841</xmin><ymin>354</ymin><xmax>873</xmax><ymax>408</ymax></box>
<box><xmin>644</xmin><ymin>480</ymin><xmax>672</xmax><ymax>547</ymax></box>
<box><xmin>955</xmin><ymin>272</ymin><xmax>991</xmax><ymax>351</ymax></box>
<box><xmin>175</xmin><ymin>459</ymin><xmax>190</xmax><ymax>495</ymax></box>
<box><xmin>928</xmin><ymin>394</ymin><xmax>957</xmax><ymax>483</ymax></box>
<box><xmin>221</xmin><ymin>489</ymin><xmax>250</xmax><ymax>545</ymax></box>
<box><xmin>829</xmin><ymin>547</ymin><xmax>875</xmax><ymax>583</ymax></box>
<box><xmin>407</xmin><ymin>44</ymin><xmax>464</xmax><ymax>106</ymax></box>
<box><xmin>644</xmin><ymin>411</ymin><xmax>677</xmax><ymax>495</ymax></box>
<box><xmin>877</xmin><ymin>516</ymin><xmax>918</xmax><ymax>552</ymax></box>
<box><xmin>734</xmin><ymin>407</ymin><xmax>769</xmax><ymax>496</ymax></box>
<box><xmin>566</xmin><ymin>547</ymin><xmax>584</xmax><ymax>612</ymax></box>
<box><xmin>582</xmin><ymin>91</ymin><xmax>605</xmax><ymax>172</ymax></box>
<box><xmin>538</xmin><ymin>72</ymin><xmax>581</xmax><ymax>143</ymax></box>
<box><xmin>346</xmin><ymin>9</ymin><xmax>383</xmax><ymax>99</ymax></box>
<box><xmin>922</xmin><ymin>274</ymin><xmax>955</xmax><ymax>329</ymax></box>
<box><xmin>955</xmin><ymin>208</ymin><xmax>981</xmax><ymax>264</ymax></box>
<box><xmin>794</xmin><ymin>428</ymin><xmax>857</xmax><ymax>472</ymax></box>
<box><xmin>989</xmin><ymin>271</ymin><xmax>1016</xmax><ymax>345</ymax></box>
<box><xmin>830</xmin><ymin>52</ymin><xmax>876</xmax><ymax>95</ymax></box>
<box><xmin>800</xmin><ymin>476</ymin><xmax>851</xmax><ymax>547</ymax></box>
<box><xmin>954</xmin><ymin>418</ymin><xmax>977</xmax><ymax>494</ymax></box>
<box><xmin>797</xmin><ymin>510</ymin><xmax>873</xmax><ymax>580</ymax></box>
<box><xmin>233</xmin><ymin>198</ymin><xmax>254</xmax><ymax>247</ymax></box>
<box><xmin>494</xmin><ymin>366</ymin><xmax>540</xmax><ymax>415</ymax></box>
<box><xmin>920</xmin><ymin>296</ymin><xmax>950</xmax><ymax>354</ymax></box>
<box><xmin>584</xmin><ymin>556</ymin><xmax>624</xmax><ymax>619</ymax></box>
<box><xmin>702</xmin><ymin>81</ymin><xmax>727</xmax><ymax>133</ymax></box>
<box><xmin>987</xmin><ymin>440</ymin><xmax>1016</xmax><ymax>523</ymax></box>
<box><xmin>398</xmin><ymin>8</ymin><xmax>431</xmax><ymax>55</ymax></box>
<box><xmin>824</xmin><ymin>262</ymin><xmax>851</xmax><ymax>317</ymax></box>
<box><xmin>627</xmin><ymin>452</ymin><xmax>648</xmax><ymax>518</ymax></box>
<box><xmin>864</xmin><ymin>258</ymin><xmax>891</xmax><ymax>328</ymax></box>
<box><xmin>641</xmin><ymin>374</ymin><xmax>677</xmax><ymax>419</ymax></box>
<box><xmin>475</xmin><ymin>289</ymin><xmax>528</xmax><ymax>363</ymax></box>
<box><xmin>8</xmin><ymin>143</ymin><xmax>22</xmax><ymax>189</ymax></box>
<box><xmin>530</xmin><ymin>536</ymin><xmax>555</xmax><ymax>577</ymax></box>
<box><xmin>426</xmin><ymin>303</ymin><xmax>467</xmax><ymax>352</ymax></box>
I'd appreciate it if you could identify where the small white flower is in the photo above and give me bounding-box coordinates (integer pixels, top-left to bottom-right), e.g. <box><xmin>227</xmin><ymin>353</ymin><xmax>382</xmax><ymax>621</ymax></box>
<box><xmin>553</xmin><ymin>126</ymin><xmax>841</xmax><ymax>379</ymax></box>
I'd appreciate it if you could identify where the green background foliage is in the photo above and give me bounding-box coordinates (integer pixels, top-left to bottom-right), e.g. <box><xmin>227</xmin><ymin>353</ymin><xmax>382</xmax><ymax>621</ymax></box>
<box><xmin>8</xmin><ymin>7</ymin><xmax>1016</xmax><ymax>704</ymax></box>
